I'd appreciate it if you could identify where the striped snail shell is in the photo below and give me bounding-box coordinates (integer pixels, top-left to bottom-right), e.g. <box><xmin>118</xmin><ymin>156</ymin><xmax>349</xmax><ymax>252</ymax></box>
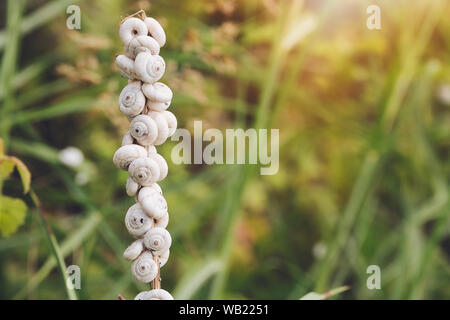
<box><xmin>126</xmin><ymin>35</ymin><xmax>160</xmax><ymax>59</ymax></box>
<box><xmin>128</xmin><ymin>157</ymin><xmax>160</xmax><ymax>186</ymax></box>
<box><xmin>158</xmin><ymin>249</ymin><xmax>170</xmax><ymax>268</ymax></box>
<box><xmin>144</xmin><ymin>17</ymin><xmax>166</xmax><ymax>47</ymax></box>
<box><xmin>119</xmin><ymin>17</ymin><xmax>148</xmax><ymax>47</ymax></box>
<box><xmin>123</xmin><ymin>239</ymin><xmax>144</xmax><ymax>261</ymax></box>
<box><xmin>119</xmin><ymin>81</ymin><xmax>146</xmax><ymax>117</ymax></box>
<box><xmin>150</xmin><ymin>153</ymin><xmax>168</xmax><ymax>181</ymax></box>
<box><xmin>126</xmin><ymin>176</ymin><xmax>139</xmax><ymax>197</ymax></box>
<box><xmin>113</xmin><ymin>144</ymin><xmax>147</xmax><ymax>170</ymax></box>
<box><xmin>142</xmin><ymin>82</ymin><xmax>172</xmax><ymax>111</ymax></box>
<box><xmin>121</xmin><ymin>131</ymin><xmax>134</xmax><ymax>146</ymax></box>
<box><xmin>154</xmin><ymin>210</ymin><xmax>169</xmax><ymax>229</ymax></box>
<box><xmin>125</xmin><ymin>203</ymin><xmax>153</xmax><ymax>238</ymax></box>
<box><xmin>149</xmin><ymin>111</ymin><xmax>169</xmax><ymax>145</ymax></box>
<box><xmin>135</xmin><ymin>289</ymin><xmax>173</xmax><ymax>300</ymax></box>
<box><xmin>163</xmin><ymin>110</ymin><xmax>177</xmax><ymax>137</ymax></box>
<box><xmin>130</xmin><ymin>115</ymin><xmax>158</xmax><ymax>146</ymax></box>
<box><xmin>134</xmin><ymin>52</ymin><xmax>165</xmax><ymax>84</ymax></box>
<box><xmin>143</xmin><ymin>227</ymin><xmax>172</xmax><ymax>254</ymax></box>
<box><xmin>116</xmin><ymin>55</ymin><xmax>136</xmax><ymax>80</ymax></box>
<box><xmin>138</xmin><ymin>186</ymin><xmax>168</xmax><ymax>219</ymax></box>
<box><xmin>131</xmin><ymin>251</ymin><xmax>158</xmax><ymax>283</ymax></box>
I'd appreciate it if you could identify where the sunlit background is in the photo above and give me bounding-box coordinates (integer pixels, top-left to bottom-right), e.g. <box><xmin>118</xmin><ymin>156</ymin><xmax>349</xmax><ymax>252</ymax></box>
<box><xmin>0</xmin><ymin>0</ymin><xmax>449</xmax><ymax>299</ymax></box>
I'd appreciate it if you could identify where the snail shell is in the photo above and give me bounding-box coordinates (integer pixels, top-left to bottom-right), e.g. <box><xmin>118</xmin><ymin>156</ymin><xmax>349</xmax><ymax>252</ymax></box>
<box><xmin>131</xmin><ymin>251</ymin><xmax>158</xmax><ymax>283</ymax></box>
<box><xmin>149</xmin><ymin>111</ymin><xmax>169</xmax><ymax>145</ymax></box>
<box><xmin>134</xmin><ymin>52</ymin><xmax>165</xmax><ymax>84</ymax></box>
<box><xmin>128</xmin><ymin>157</ymin><xmax>160</xmax><ymax>186</ymax></box>
<box><xmin>123</xmin><ymin>239</ymin><xmax>144</xmax><ymax>261</ymax></box>
<box><xmin>143</xmin><ymin>227</ymin><xmax>172</xmax><ymax>254</ymax></box>
<box><xmin>149</xmin><ymin>182</ymin><xmax>163</xmax><ymax>195</ymax></box>
<box><xmin>158</xmin><ymin>249</ymin><xmax>170</xmax><ymax>268</ymax></box>
<box><xmin>126</xmin><ymin>176</ymin><xmax>139</xmax><ymax>196</ymax></box>
<box><xmin>119</xmin><ymin>17</ymin><xmax>148</xmax><ymax>47</ymax></box>
<box><xmin>148</xmin><ymin>145</ymin><xmax>157</xmax><ymax>156</ymax></box>
<box><xmin>144</xmin><ymin>17</ymin><xmax>166</xmax><ymax>47</ymax></box>
<box><xmin>154</xmin><ymin>210</ymin><xmax>169</xmax><ymax>229</ymax></box>
<box><xmin>150</xmin><ymin>153</ymin><xmax>168</xmax><ymax>181</ymax></box>
<box><xmin>116</xmin><ymin>55</ymin><xmax>136</xmax><ymax>80</ymax></box>
<box><xmin>142</xmin><ymin>82</ymin><xmax>172</xmax><ymax>111</ymax></box>
<box><xmin>135</xmin><ymin>289</ymin><xmax>173</xmax><ymax>300</ymax></box>
<box><xmin>138</xmin><ymin>186</ymin><xmax>168</xmax><ymax>219</ymax></box>
<box><xmin>126</xmin><ymin>35</ymin><xmax>160</xmax><ymax>59</ymax></box>
<box><xmin>125</xmin><ymin>203</ymin><xmax>153</xmax><ymax>238</ymax></box>
<box><xmin>119</xmin><ymin>81</ymin><xmax>146</xmax><ymax>117</ymax></box>
<box><xmin>113</xmin><ymin>144</ymin><xmax>147</xmax><ymax>170</ymax></box>
<box><xmin>121</xmin><ymin>131</ymin><xmax>134</xmax><ymax>146</ymax></box>
<box><xmin>129</xmin><ymin>115</ymin><xmax>158</xmax><ymax>146</ymax></box>
<box><xmin>163</xmin><ymin>110</ymin><xmax>177</xmax><ymax>137</ymax></box>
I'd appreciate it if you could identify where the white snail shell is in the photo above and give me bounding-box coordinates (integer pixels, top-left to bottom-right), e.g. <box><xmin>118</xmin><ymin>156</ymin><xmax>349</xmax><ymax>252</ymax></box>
<box><xmin>120</xmin><ymin>17</ymin><xmax>148</xmax><ymax>47</ymax></box>
<box><xmin>125</xmin><ymin>203</ymin><xmax>153</xmax><ymax>238</ymax></box>
<box><xmin>149</xmin><ymin>182</ymin><xmax>163</xmax><ymax>195</ymax></box>
<box><xmin>163</xmin><ymin>110</ymin><xmax>177</xmax><ymax>137</ymax></box>
<box><xmin>129</xmin><ymin>115</ymin><xmax>158</xmax><ymax>146</ymax></box>
<box><xmin>116</xmin><ymin>55</ymin><xmax>136</xmax><ymax>80</ymax></box>
<box><xmin>128</xmin><ymin>157</ymin><xmax>160</xmax><ymax>186</ymax></box>
<box><xmin>154</xmin><ymin>210</ymin><xmax>169</xmax><ymax>229</ymax></box>
<box><xmin>148</xmin><ymin>145</ymin><xmax>157</xmax><ymax>156</ymax></box>
<box><xmin>149</xmin><ymin>111</ymin><xmax>169</xmax><ymax>145</ymax></box>
<box><xmin>150</xmin><ymin>153</ymin><xmax>168</xmax><ymax>181</ymax></box>
<box><xmin>123</xmin><ymin>239</ymin><xmax>144</xmax><ymax>261</ymax></box>
<box><xmin>134</xmin><ymin>52</ymin><xmax>165</xmax><ymax>84</ymax></box>
<box><xmin>119</xmin><ymin>81</ymin><xmax>146</xmax><ymax>117</ymax></box>
<box><xmin>158</xmin><ymin>249</ymin><xmax>170</xmax><ymax>268</ymax></box>
<box><xmin>143</xmin><ymin>227</ymin><xmax>172</xmax><ymax>254</ymax></box>
<box><xmin>121</xmin><ymin>131</ymin><xmax>134</xmax><ymax>146</ymax></box>
<box><xmin>135</xmin><ymin>289</ymin><xmax>173</xmax><ymax>300</ymax></box>
<box><xmin>142</xmin><ymin>82</ymin><xmax>172</xmax><ymax>111</ymax></box>
<box><xmin>138</xmin><ymin>187</ymin><xmax>168</xmax><ymax>219</ymax></box>
<box><xmin>126</xmin><ymin>35</ymin><xmax>160</xmax><ymax>59</ymax></box>
<box><xmin>113</xmin><ymin>144</ymin><xmax>147</xmax><ymax>170</ymax></box>
<box><xmin>131</xmin><ymin>251</ymin><xmax>158</xmax><ymax>283</ymax></box>
<box><xmin>144</xmin><ymin>17</ymin><xmax>166</xmax><ymax>47</ymax></box>
<box><xmin>126</xmin><ymin>176</ymin><xmax>139</xmax><ymax>196</ymax></box>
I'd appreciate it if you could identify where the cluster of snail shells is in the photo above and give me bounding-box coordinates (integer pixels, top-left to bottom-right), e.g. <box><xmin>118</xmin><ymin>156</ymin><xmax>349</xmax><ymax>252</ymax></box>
<box><xmin>113</xmin><ymin>15</ymin><xmax>175</xmax><ymax>300</ymax></box>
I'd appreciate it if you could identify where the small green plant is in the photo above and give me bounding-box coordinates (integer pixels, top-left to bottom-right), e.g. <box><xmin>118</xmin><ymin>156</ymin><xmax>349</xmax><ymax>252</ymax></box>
<box><xmin>0</xmin><ymin>138</ymin><xmax>31</xmax><ymax>237</ymax></box>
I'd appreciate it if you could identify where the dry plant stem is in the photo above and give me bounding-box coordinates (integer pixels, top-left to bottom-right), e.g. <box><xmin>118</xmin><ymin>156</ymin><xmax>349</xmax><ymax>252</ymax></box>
<box><xmin>121</xmin><ymin>9</ymin><xmax>147</xmax><ymax>24</ymax></box>
<box><xmin>151</xmin><ymin>255</ymin><xmax>161</xmax><ymax>290</ymax></box>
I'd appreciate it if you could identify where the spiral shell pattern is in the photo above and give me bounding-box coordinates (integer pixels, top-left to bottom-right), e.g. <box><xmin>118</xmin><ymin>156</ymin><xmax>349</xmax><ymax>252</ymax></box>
<box><xmin>131</xmin><ymin>252</ymin><xmax>158</xmax><ymax>283</ymax></box>
<box><xmin>143</xmin><ymin>227</ymin><xmax>172</xmax><ymax>254</ymax></box>
<box><xmin>130</xmin><ymin>115</ymin><xmax>158</xmax><ymax>146</ymax></box>
<box><xmin>128</xmin><ymin>157</ymin><xmax>160</xmax><ymax>186</ymax></box>
<box><xmin>135</xmin><ymin>52</ymin><xmax>165</xmax><ymax>84</ymax></box>
<box><xmin>120</xmin><ymin>18</ymin><xmax>148</xmax><ymax>46</ymax></box>
<box><xmin>113</xmin><ymin>144</ymin><xmax>147</xmax><ymax>170</ymax></box>
<box><xmin>115</xmin><ymin>13</ymin><xmax>175</xmax><ymax>298</ymax></box>
<box><xmin>125</xmin><ymin>203</ymin><xmax>153</xmax><ymax>238</ymax></box>
<box><xmin>119</xmin><ymin>81</ymin><xmax>146</xmax><ymax>117</ymax></box>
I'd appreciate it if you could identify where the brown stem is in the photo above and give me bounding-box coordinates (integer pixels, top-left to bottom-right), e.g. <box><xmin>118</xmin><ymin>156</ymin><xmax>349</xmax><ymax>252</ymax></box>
<box><xmin>151</xmin><ymin>254</ymin><xmax>161</xmax><ymax>290</ymax></box>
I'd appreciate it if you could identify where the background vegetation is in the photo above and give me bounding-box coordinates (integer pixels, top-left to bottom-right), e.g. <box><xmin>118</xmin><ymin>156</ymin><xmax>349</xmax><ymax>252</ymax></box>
<box><xmin>0</xmin><ymin>0</ymin><xmax>449</xmax><ymax>299</ymax></box>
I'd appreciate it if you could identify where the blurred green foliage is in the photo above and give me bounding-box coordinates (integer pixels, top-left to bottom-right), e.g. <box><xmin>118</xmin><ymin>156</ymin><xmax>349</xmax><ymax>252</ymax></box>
<box><xmin>0</xmin><ymin>0</ymin><xmax>449</xmax><ymax>300</ymax></box>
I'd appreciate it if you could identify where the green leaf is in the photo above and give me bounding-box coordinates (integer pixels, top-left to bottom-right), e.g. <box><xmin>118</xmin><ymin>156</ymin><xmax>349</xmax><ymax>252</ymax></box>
<box><xmin>0</xmin><ymin>195</ymin><xmax>27</xmax><ymax>237</ymax></box>
<box><xmin>0</xmin><ymin>139</ymin><xmax>4</xmax><ymax>155</ymax></box>
<box><xmin>300</xmin><ymin>286</ymin><xmax>350</xmax><ymax>300</ymax></box>
<box><xmin>10</xmin><ymin>156</ymin><xmax>31</xmax><ymax>193</ymax></box>
<box><xmin>0</xmin><ymin>157</ymin><xmax>15</xmax><ymax>180</ymax></box>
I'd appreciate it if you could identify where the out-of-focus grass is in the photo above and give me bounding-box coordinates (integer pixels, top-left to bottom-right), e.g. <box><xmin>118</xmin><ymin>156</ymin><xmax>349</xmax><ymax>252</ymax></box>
<box><xmin>0</xmin><ymin>0</ymin><xmax>449</xmax><ymax>299</ymax></box>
